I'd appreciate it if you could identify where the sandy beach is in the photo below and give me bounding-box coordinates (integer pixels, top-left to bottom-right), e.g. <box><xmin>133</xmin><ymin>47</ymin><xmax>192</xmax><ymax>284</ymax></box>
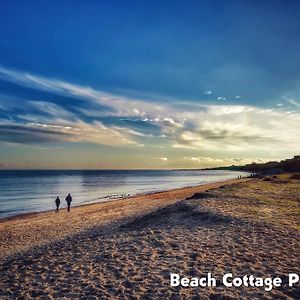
<box><xmin>0</xmin><ymin>175</ymin><xmax>299</xmax><ymax>299</ymax></box>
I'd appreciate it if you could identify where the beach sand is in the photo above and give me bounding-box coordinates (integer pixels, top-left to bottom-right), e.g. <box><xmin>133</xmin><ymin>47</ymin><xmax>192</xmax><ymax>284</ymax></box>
<box><xmin>0</xmin><ymin>175</ymin><xmax>299</xmax><ymax>299</ymax></box>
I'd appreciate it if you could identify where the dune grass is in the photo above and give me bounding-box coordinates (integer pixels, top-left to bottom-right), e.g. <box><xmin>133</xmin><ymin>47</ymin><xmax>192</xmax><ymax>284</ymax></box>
<box><xmin>201</xmin><ymin>173</ymin><xmax>300</xmax><ymax>231</ymax></box>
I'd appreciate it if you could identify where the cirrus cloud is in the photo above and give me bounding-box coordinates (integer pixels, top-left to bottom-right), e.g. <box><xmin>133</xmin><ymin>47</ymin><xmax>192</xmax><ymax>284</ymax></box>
<box><xmin>0</xmin><ymin>66</ymin><xmax>300</xmax><ymax>161</ymax></box>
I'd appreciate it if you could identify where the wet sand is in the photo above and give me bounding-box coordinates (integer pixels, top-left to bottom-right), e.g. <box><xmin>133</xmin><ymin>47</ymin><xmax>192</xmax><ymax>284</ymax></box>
<box><xmin>0</xmin><ymin>175</ymin><xmax>299</xmax><ymax>299</ymax></box>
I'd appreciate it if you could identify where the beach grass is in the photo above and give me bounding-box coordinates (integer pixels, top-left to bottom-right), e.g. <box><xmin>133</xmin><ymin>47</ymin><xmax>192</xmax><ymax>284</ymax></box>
<box><xmin>200</xmin><ymin>174</ymin><xmax>300</xmax><ymax>230</ymax></box>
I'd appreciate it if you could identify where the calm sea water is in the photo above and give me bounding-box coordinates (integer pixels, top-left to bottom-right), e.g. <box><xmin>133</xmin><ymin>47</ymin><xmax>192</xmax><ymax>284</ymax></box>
<box><xmin>0</xmin><ymin>170</ymin><xmax>246</xmax><ymax>218</ymax></box>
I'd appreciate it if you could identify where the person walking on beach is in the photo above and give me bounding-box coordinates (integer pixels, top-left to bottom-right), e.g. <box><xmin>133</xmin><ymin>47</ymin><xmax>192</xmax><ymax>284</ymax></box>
<box><xmin>55</xmin><ymin>196</ymin><xmax>60</xmax><ymax>213</ymax></box>
<box><xmin>65</xmin><ymin>193</ymin><xmax>72</xmax><ymax>212</ymax></box>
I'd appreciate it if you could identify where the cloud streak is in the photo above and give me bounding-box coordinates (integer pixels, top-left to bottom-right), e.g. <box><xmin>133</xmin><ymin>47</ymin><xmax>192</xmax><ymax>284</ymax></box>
<box><xmin>0</xmin><ymin>66</ymin><xmax>300</xmax><ymax>159</ymax></box>
<box><xmin>184</xmin><ymin>156</ymin><xmax>267</xmax><ymax>167</ymax></box>
<box><xmin>0</xmin><ymin>120</ymin><xmax>140</xmax><ymax>146</ymax></box>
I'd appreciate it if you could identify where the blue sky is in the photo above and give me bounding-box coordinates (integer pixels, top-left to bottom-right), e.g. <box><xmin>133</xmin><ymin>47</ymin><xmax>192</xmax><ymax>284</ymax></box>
<box><xmin>0</xmin><ymin>1</ymin><xmax>300</xmax><ymax>169</ymax></box>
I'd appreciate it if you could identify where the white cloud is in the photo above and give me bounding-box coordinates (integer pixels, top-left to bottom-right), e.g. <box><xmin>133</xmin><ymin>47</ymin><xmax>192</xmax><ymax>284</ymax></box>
<box><xmin>0</xmin><ymin>117</ymin><xmax>141</xmax><ymax>147</ymax></box>
<box><xmin>286</xmin><ymin>97</ymin><xmax>300</xmax><ymax>107</ymax></box>
<box><xmin>184</xmin><ymin>156</ymin><xmax>268</xmax><ymax>167</ymax></box>
<box><xmin>158</xmin><ymin>157</ymin><xmax>168</xmax><ymax>161</ymax></box>
<box><xmin>204</xmin><ymin>90</ymin><xmax>212</xmax><ymax>95</ymax></box>
<box><xmin>28</xmin><ymin>101</ymin><xmax>76</xmax><ymax>121</ymax></box>
<box><xmin>1</xmin><ymin>66</ymin><xmax>300</xmax><ymax>157</ymax></box>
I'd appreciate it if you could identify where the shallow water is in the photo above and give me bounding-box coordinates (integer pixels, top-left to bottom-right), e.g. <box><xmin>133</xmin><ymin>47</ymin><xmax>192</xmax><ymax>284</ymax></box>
<box><xmin>0</xmin><ymin>169</ymin><xmax>246</xmax><ymax>218</ymax></box>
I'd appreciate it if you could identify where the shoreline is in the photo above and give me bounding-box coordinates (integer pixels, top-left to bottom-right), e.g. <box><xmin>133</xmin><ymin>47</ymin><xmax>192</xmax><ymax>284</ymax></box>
<box><xmin>1</xmin><ymin>174</ymin><xmax>299</xmax><ymax>299</ymax></box>
<box><xmin>0</xmin><ymin>176</ymin><xmax>248</xmax><ymax>223</ymax></box>
<box><xmin>0</xmin><ymin>177</ymin><xmax>249</xmax><ymax>258</ymax></box>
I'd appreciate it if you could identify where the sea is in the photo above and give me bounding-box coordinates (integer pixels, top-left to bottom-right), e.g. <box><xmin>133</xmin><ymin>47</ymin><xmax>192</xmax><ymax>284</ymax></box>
<box><xmin>0</xmin><ymin>169</ymin><xmax>247</xmax><ymax>218</ymax></box>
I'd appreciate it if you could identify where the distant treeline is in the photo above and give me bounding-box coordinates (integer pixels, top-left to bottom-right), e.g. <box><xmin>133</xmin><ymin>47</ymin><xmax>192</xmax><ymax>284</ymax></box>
<box><xmin>204</xmin><ymin>156</ymin><xmax>300</xmax><ymax>173</ymax></box>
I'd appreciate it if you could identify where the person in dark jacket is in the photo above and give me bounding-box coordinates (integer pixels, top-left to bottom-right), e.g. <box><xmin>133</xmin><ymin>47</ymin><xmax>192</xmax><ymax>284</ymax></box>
<box><xmin>55</xmin><ymin>196</ymin><xmax>60</xmax><ymax>213</ymax></box>
<box><xmin>65</xmin><ymin>193</ymin><xmax>72</xmax><ymax>212</ymax></box>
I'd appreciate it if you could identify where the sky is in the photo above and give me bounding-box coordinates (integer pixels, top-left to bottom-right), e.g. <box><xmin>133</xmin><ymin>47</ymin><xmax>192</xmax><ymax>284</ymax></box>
<box><xmin>0</xmin><ymin>0</ymin><xmax>300</xmax><ymax>169</ymax></box>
